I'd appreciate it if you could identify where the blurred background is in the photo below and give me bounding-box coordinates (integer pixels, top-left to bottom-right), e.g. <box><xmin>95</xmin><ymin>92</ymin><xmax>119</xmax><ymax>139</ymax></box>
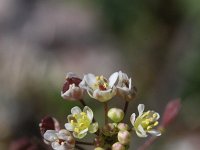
<box><xmin>0</xmin><ymin>0</ymin><xmax>200</xmax><ymax>149</ymax></box>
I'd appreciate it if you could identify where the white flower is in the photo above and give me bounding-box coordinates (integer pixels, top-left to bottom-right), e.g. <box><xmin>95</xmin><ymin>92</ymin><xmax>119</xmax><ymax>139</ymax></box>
<box><xmin>116</xmin><ymin>71</ymin><xmax>136</xmax><ymax>101</ymax></box>
<box><xmin>79</xmin><ymin>72</ymin><xmax>118</xmax><ymax>102</ymax></box>
<box><xmin>43</xmin><ymin>129</ymin><xmax>75</xmax><ymax>150</ymax></box>
<box><xmin>130</xmin><ymin>104</ymin><xmax>161</xmax><ymax>137</ymax></box>
<box><xmin>61</xmin><ymin>72</ymin><xmax>85</xmax><ymax>101</ymax></box>
<box><xmin>65</xmin><ymin>106</ymin><xmax>98</xmax><ymax>139</ymax></box>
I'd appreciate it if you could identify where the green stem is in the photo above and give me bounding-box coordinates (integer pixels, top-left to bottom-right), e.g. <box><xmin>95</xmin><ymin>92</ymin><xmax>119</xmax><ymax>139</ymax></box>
<box><xmin>104</xmin><ymin>102</ymin><xmax>108</xmax><ymax>125</ymax></box>
<box><xmin>123</xmin><ymin>101</ymin><xmax>129</xmax><ymax>118</ymax></box>
<box><xmin>80</xmin><ymin>99</ymin><xmax>86</xmax><ymax>107</ymax></box>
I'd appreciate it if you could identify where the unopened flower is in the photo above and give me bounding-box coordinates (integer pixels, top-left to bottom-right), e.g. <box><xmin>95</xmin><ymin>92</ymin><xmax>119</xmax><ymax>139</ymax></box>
<box><xmin>95</xmin><ymin>147</ymin><xmax>105</xmax><ymax>150</ymax></box>
<box><xmin>65</xmin><ymin>106</ymin><xmax>98</xmax><ymax>139</ymax></box>
<box><xmin>130</xmin><ymin>104</ymin><xmax>161</xmax><ymax>137</ymax></box>
<box><xmin>39</xmin><ymin>116</ymin><xmax>60</xmax><ymax>135</ymax></box>
<box><xmin>116</xmin><ymin>71</ymin><xmax>136</xmax><ymax>101</ymax></box>
<box><xmin>117</xmin><ymin>123</ymin><xmax>129</xmax><ymax>131</ymax></box>
<box><xmin>107</xmin><ymin>108</ymin><xmax>124</xmax><ymax>123</ymax></box>
<box><xmin>79</xmin><ymin>72</ymin><xmax>118</xmax><ymax>102</ymax></box>
<box><xmin>61</xmin><ymin>72</ymin><xmax>84</xmax><ymax>101</ymax></box>
<box><xmin>161</xmin><ymin>99</ymin><xmax>181</xmax><ymax>128</ymax></box>
<box><xmin>112</xmin><ymin>142</ymin><xmax>125</xmax><ymax>150</ymax></box>
<box><xmin>102</xmin><ymin>123</ymin><xmax>118</xmax><ymax>136</ymax></box>
<box><xmin>43</xmin><ymin>129</ymin><xmax>75</xmax><ymax>150</ymax></box>
<box><xmin>118</xmin><ymin>130</ymin><xmax>131</xmax><ymax>145</ymax></box>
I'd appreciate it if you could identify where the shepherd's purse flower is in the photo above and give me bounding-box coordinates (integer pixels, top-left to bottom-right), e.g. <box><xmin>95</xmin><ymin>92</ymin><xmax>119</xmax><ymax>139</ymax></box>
<box><xmin>43</xmin><ymin>129</ymin><xmax>75</xmax><ymax>150</ymax></box>
<box><xmin>130</xmin><ymin>104</ymin><xmax>161</xmax><ymax>137</ymax></box>
<box><xmin>79</xmin><ymin>72</ymin><xmax>118</xmax><ymax>102</ymax></box>
<box><xmin>65</xmin><ymin>106</ymin><xmax>98</xmax><ymax>139</ymax></box>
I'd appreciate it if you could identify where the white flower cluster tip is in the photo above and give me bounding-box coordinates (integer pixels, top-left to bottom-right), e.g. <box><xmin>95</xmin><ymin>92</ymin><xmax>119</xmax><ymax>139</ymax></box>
<box><xmin>61</xmin><ymin>71</ymin><xmax>136</xmax><ymax>102</ymax></box>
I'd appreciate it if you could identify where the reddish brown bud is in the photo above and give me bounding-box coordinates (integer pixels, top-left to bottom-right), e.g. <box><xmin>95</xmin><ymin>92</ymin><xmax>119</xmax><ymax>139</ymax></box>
<box><xmin>61</xmin><ymin>72</ymin><xmax>85</xmax><ymax>100</ymax></box>
<box><xmin>39</xmin><ymin>116</ymin><xmax>60</xmax><ymax>135</ymax></box>
<box><xmin>161</xmin><ymin>98</ymin><xmax>181</xmax><ymax>128</ymax></box>
<box><xmin>62</xmin><ymin>77</ymin><xmax>82</xmax><ymax>93</ymax></box>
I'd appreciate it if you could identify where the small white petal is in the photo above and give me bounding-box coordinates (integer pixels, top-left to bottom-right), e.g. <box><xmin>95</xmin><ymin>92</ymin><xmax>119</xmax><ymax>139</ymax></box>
<box><xmin>88</xmin><ymin>122</ymin><xmax>98</xmax><ymax>133</ymax></box>
<box><xmin>83</xmin><ymin>106</ymin><xmax>93</xmax><ymax>121</ymax></box>
<box><xmin>109</xmin><ymin>72</ymin><xmax>119</xmax><ymax>87</ymax></box>
<box><xmin>130</xmin><ymin>113</ymin><xmax>136</xmax><ymax>125</ymax></box>
<box><xmin>73</xmin><ymin>131</ymin><xmax>87</xmax><ymax>139</ymax></box>
<box><xmin>66</xmin><ymin>72</ymin><xmax>77</xmax><ymax>78</ymax></box>
<box><xmin>128</xmin><ymin>78</ymin><xmax>132</xmax><ymax>90</ymax></box>
<box><xmin>79</xmin><ymin>128</ymin><xmax>88</xmax><ymax>135</ymax></box>
<box><xmin>67</xmin><ymin>115</ymin><xmax>74</xmax><ymax>123</ymax></box>
<box><xmin>65</xmin><ymin>123</ymin><xmax>74</xmax><ymax>131</ymax></box>
<box><xmin>44</xmin><ymin>130</ymin><xmax>57</xmax><ymax>142</ymax></box>
<box><xmin>136</xmin><ymin>130</ymin><xmax>147</xmax><ymax>138</ymax></box>
<box><xmin>148</xmin><ymin>130</ymin><xmax>161</xmax><ymax>136</ymax></box>
<box><xmin>93</xmin><ymin>89</ymin><xmax>115</xmax><ymax>102</ymax></box>
<box><xmin>51</xmin><ymin>141</ymin><xmax>60</xmax><ymax>149</ymax></box>
<box><xmin>155</xmin><ymin>112</ymin><xmax>160</xmax><ymax>120</ymax></box>
<box><xmin>137</xmin><ymin>125</ymin><xmax>147</xmax><ymax>137</ymax></box>
<box><xmin>58</xmin><ymin>129</ymin><xmax>70</xmax><ymax>135</ymax></box>
<box><xmin>138</xmin><ymin>104</ymin><xmax>145</xmax><ymax>116</ymax></box>
<box><xmin>57</xmin><ymin>130</ymin><xmax>71</xmax><ymax>140</ymax></box>
<box><xmin>71</xmin><ymin>106</ymin><xmax>82</xmax><ymax>115</ymax></box>
<box><xmin>84</xmin><ymin>74</ymin><xmax>96</xmax><ymax>87</ymax></box>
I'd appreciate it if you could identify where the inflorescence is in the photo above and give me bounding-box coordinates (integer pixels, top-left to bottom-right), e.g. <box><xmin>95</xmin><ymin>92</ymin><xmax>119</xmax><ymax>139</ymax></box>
<box><xmin>39</xmin><ymin>71</ymin><xmax>180</xmax><ymax>150</ymax></box>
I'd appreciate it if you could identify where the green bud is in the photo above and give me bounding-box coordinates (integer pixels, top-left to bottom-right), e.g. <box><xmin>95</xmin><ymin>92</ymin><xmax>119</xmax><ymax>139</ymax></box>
<box><xmin>108</xmin><ymin>108</ymin><xmax>124</xmax><ymax>123</ymax></box>
<box><xmin>112</xmin><ymin>142</ymin><xmax>125</xmax><ymax>150</ymax></box>
<box><xmin>118</xmin><ymin>130</ymin><xmax>131</xmax><ymax>145</ymax></box>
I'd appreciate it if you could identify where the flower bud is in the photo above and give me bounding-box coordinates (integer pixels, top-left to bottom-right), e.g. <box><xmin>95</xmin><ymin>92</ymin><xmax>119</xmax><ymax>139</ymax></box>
<box><xmin>95</xmin><ymin>147</ymin><xmax>105</xmax><ymax>150</ymax></box>
<box><xmin>108</xmin><ymin>108</ymin><xmax>124</xmax><ymax>123</ymax></box>
<box><xmin>116</xmin><ymin>71</ymin><xmax>137</xmax><ymax>101</ymax></box>
<box><xmin>39</xmin><ymin>116</ymin><xmax>60</xmax><ymax>135</ymax></box>
<box><xmin>117</xmin><ymin>123</ymin><xmax>129</xmax><ymax>131</ymax></box>
<box><xmin>102</xmin><ymin>123</ymin><xmax>118</xmax><ymax>136</ymax></box>
<box><xmin>112</xmin><ymin>142</ymin><xmax>125</xmax><ymax>150</ymax></box>
<box><xmin>118</xmin><ymin>130</ymin><xmax>131</xmax><ymax>145</ymax></box>
<box><xmin>161</xmin><ymin>99</ymin><xmax>181</xmax><ymax>128</ymax></box>
<box><xmin>61</xmin><ymin>72</ymin><xmax>84</xmax><ymax>101</ymax></box>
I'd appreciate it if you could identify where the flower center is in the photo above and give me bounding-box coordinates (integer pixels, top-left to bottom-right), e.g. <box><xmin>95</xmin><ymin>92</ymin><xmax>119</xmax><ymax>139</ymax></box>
<box><xmin>134</xmin><ymin>111</ymin><xmax>159</xmax><ymax>131</ymax></box>
<box><xmin>93</xmin><ymin>76</ymin><xmax>109</xmax><ymax>91</ymax></box>
<box><xmin>71</xmin><ymin>112</ymin><xmax>91</xmax><ymax>134</ymax></box>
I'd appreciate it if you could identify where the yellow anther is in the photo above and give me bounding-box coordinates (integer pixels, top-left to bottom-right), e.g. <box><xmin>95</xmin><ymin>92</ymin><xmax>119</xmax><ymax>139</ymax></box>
<box><xmin>153</xmin><ymin>113</ymin><xmax>157</xmax><ymax>118</ymax></box>
<box><xmin>100</xmin><ymin>76</ymin><xmax>104</xmax><ymax>80</ymax></box>
<box><xmin>154</xmin><ymin>121</ymin><xmax>158</xmax><ymax>126</ymax></box>
<box><xmin>79</xmin><ymin>123</ymin><xmax>84</xmax><ymax>127</ymax></box>
<box><xmin>74</xmin><ymin>128</ymin><xmax>79</xmax><ymax>133</ymax></box>
<box><xmin>73</xmin><ymin>114</ymin><xmax>78</xmax><ymax>118</ymax></box>
<box><xmin>71</xmin><ymin>120</ymin><xmax>74</xmax><ymax>124</ymax></box>
<box><xmin>80</xmin><ymin>112</ymin><xmax>85</xmax><ymax>116</ymax></box>
<box><xmin>147</xmin><ymin>126</ymin><xmax>152</xmax><ymax>130</ymax></box>
<box><xmin>103</xmin><ymin>83</ymin><xmax>108</xmax><ymax>87</ymax></box>
<box><xmin>96</xmin><ymin>76</ymin><xmax>100</xmax><ymax>80</ymax></box>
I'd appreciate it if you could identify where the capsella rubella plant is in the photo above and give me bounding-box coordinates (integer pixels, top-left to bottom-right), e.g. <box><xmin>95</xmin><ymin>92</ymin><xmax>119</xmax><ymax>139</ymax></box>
<box><xmin>39</xmin><ymin>71</ymin><xmax>181</xmax><ymax>150</ymax></box>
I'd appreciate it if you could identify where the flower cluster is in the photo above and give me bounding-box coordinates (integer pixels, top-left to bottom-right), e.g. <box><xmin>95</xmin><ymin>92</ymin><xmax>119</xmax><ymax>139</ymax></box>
<box><xmin>40</xmin><ymin>71</ymin><xmax>180</xmax><ymax>150</ymax></box>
